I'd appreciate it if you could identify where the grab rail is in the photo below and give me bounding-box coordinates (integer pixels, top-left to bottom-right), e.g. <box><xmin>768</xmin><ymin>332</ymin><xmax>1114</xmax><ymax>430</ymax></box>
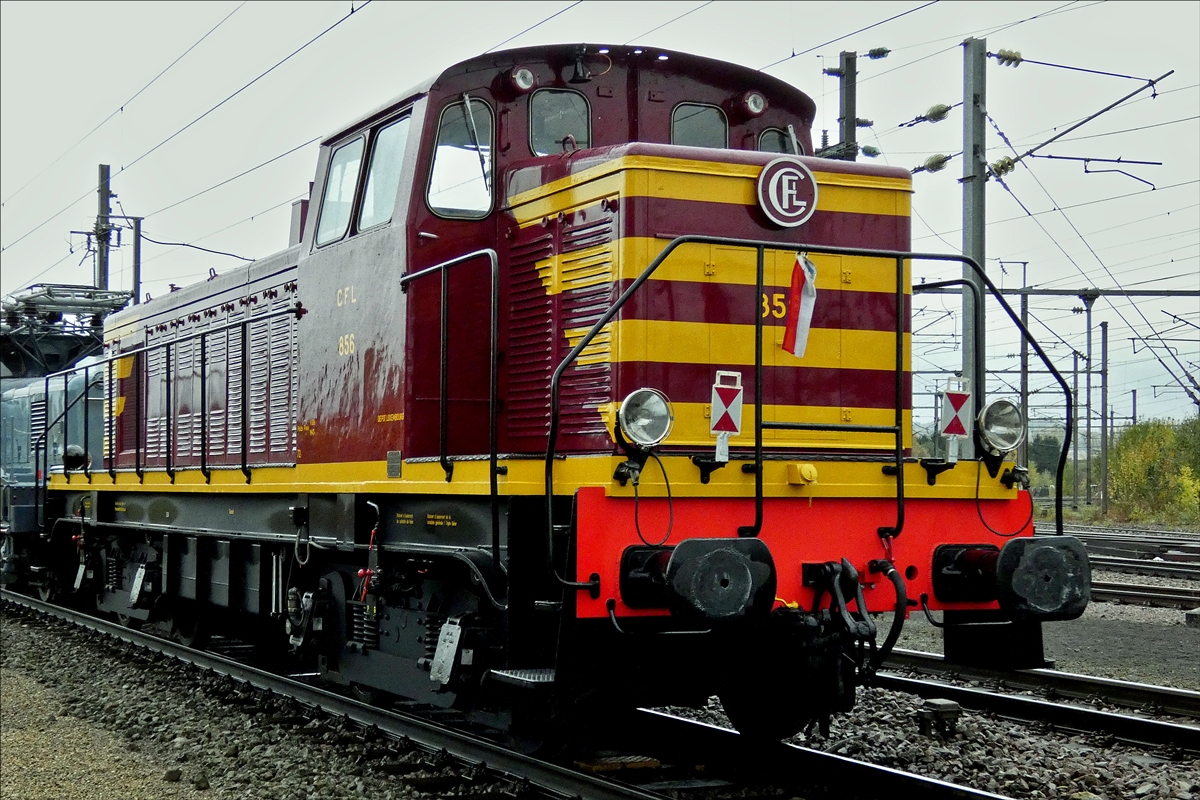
<box><xmin>33</xmin><ymin>302</ymin><xmax>306</xmax><ymax>508</ymax></box>
<box><xmin>544</xmin><ymin>237</ymin><xmax>1075</xmax><ymax>587</ymax></box>
<box><xmin>400</xmin><ymin>248</ymin><xmax>504</xmax><ymax>581</ymax></box>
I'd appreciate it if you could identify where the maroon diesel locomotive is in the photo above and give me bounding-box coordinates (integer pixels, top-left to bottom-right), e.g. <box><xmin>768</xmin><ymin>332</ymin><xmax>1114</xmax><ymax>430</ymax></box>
<box><xmin>7</xmin><ymin>43</ymin><xmax>1089</xmax><ymax>742</ymax></box>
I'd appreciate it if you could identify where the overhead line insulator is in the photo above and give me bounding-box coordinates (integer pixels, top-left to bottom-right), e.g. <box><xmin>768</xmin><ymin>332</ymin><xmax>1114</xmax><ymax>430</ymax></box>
<box><xmin>992</xmin><ymin>49</ymin><xmax>1024</xmax><ymax>67</ymax></box>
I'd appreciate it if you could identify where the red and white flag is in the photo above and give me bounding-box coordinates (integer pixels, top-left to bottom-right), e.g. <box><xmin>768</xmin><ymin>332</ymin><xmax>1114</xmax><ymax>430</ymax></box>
<box><xmin>781</xmin><ymin>253</ymin><xmax>818</xmax><ymax>358</ymax></box>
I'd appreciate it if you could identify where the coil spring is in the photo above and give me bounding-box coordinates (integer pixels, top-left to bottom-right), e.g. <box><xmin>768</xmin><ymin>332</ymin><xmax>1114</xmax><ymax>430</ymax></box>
<box><xmin>105</xmin><ymin>556</ymin><xmax>123</xmax><ymax>590</ymax></box>
<box><xmin>350</xmin><ymin>603</ymin><xmax>380</xmax><ymax>650</ymax></box>
<box><xmin>422</xmin><ymin>613</ymin><xmax>446</xmax><ymax>662</ymax></box>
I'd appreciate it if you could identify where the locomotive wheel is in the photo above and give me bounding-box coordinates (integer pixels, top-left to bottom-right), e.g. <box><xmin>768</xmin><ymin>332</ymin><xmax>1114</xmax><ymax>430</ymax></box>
<box><xmin>350</xmin><ymin>683</ymin><xmax>380</xmax><ymax>705</ymax></box>
<box><xmin>718</xmin><ymin>681</ymin><xmax>811</xmax><ymax>742</ymax></box>
<box><xmin>171</xmin><ymin>610</ymin><xmax>208</xmax><ymax>649</ymax></box>
<box><xmin>113</xmin><ymin>611</ymin><xmax>144</xmax><ymax>630</ymax></box>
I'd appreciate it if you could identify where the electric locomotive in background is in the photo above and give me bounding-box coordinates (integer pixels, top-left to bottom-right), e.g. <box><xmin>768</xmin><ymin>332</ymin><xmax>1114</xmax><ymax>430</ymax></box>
<box><xmin>2</xmin><ymin>43</ymin><xmax>1089</xmax><ymax>741</ymax></box>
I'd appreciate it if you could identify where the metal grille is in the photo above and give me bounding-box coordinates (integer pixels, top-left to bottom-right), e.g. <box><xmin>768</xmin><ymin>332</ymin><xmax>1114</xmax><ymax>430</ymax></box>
<box><xmin>29</xmin><ymin>399</ymin><xmax>46</xmax><ymax>448</ymax></box>
<box><xmin>558</xmin><ymin>216</ymin><xmax>614</xmax><ymax>437</ymax></box>
<box><xmin>505</xmin><ymin>230</ymin><xmax>555</xmax><ymax>440</ymax></box>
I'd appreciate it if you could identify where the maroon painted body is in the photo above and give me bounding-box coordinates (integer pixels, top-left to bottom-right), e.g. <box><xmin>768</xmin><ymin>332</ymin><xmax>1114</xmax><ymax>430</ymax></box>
<box><xmin>104</xmin><ymin>44</ymin><xmax>903</xmax><ymax>469</ymax></box>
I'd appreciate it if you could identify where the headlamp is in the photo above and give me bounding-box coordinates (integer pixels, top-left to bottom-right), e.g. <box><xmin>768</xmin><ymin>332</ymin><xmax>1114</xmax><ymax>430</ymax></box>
<box><xmin>977</xmin><ymin>398</ymin><xmax>1026</xmax><ymax>454</ymax></box>
<box><xmin>618</xmin><ymin>388</ymin><xmax>674</xmax><ymax>448</ymax></box>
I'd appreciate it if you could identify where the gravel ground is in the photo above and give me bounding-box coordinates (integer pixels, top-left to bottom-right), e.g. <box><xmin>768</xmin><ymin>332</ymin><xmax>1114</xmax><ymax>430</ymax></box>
<box><xmin>895</xmin><ymin>583</ymin><xmax>1200</xmax><ymax>690</ymax></box>
<box><xmin>0</xmin><ymin>612</ymin><xmax>505</xmax><ymax>800</ymax></box>
<box><xmin>2</xmin><ymin>590</ymin><xmax>1197</xmax><ymax>800</ymax></box>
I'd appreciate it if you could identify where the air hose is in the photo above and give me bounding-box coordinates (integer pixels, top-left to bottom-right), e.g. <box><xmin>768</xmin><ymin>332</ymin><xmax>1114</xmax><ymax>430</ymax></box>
<box><xmin>868</xmin><ymin>559</ymin><xmax>907</xmax><ymax>672</ymax></box>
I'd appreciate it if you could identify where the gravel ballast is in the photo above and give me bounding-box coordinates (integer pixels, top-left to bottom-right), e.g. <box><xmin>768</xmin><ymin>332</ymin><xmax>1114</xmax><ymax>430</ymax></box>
<box><xmin>0</xmin><ymin>611</ymin><xmax>499</xmax><ymax>800</ymax></box>
<box><xmin>2</xmin><ymin>592</ymin><xmax>1198</xmax><ymax>800</ymax></box>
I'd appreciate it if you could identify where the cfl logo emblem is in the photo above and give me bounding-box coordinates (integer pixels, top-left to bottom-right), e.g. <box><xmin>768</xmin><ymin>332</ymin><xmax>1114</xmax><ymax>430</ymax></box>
<box><xmin>757</xmin><ymin>157</ymin><xmax>819</xmax><ymax>228</ymax></box>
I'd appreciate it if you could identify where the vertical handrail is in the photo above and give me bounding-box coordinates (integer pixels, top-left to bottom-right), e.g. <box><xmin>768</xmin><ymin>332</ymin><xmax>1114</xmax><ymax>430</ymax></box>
<box><xmin>439</xmin><ymin>262</ymin><xmax>452</xmax><ymax>481</ymax></box>
<box><xmin>82</xmin><ymin>364</ymin><xmax>91</xmax><ymax>483</ymax></box>
<box><xmin>136</xmin><ymin>348</ymin><xmax>144</xmax><ymax>481</ymax></box>
<box><xmin>738</xmin><ymin>246</ymin><xmax>767</xmax><ymax>537</ymax></box>
<box><xmin>62</xmin><ymin>373</ymin><xmax>69</xmax><ymax>479</ymax></box>
<box><xmin>106</xmin><ymin>358</ymin><xmax>116</xmax><ymax>482</ymax></box>
<box><xmin>165</xmin><ymin>342</ymin><xmax>174</xmax><ymax>483</ymax></box>
<box><xmin>200</xmin><ymin>331</ymin><xmax>210</xmax><ymax>483</ymax></box>
<box><xmin>241</xmin><ymin>319</ymin><xmax>251</xmax><ymax>483</ymax></box>
<box><xmin>399</xmin><ymin>249</ymin><xmax>502</xmax><ymax>575</ymax></box>
<box><xmin>879</xmin><ymin>255</ymin><xmax>907</xmax><ymax>538</ymax></box>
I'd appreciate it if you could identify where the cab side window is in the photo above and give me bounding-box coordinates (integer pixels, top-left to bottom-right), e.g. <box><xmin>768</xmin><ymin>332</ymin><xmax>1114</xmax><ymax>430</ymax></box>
<box><xmin>315</xmin><ymin>137</ymin><xmax>364</xmax><ymax>246</ymax></box>
<box><xmin>672</xmin><ymin>103</ymin><xmax>727</xmax><ymax>149</ymax></box>
<box><xmin>759</xmin><ymin>128</ymin><xmax>795</xmax><ymax>154</ymax></box>
<box><xmin>359</xmin><ymin>116</ymin><xmax>411</xmax><ymax>230</ymax></box>
<box><xmin>530</xmin><ymin>89</ymin><xmax>590</xmax><ymax>155</ymax></box>
<box><xmin>427</xmin><ymin>97</ymin><xmax>493</xmax><ymax>218</ymax></box>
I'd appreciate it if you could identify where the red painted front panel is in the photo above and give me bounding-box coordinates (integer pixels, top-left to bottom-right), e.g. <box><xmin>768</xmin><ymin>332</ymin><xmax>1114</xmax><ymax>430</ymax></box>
<box><xmin>574</xmin><ymin>486</ymin><xmax>1033</xmax><ymax>619</ymax></box>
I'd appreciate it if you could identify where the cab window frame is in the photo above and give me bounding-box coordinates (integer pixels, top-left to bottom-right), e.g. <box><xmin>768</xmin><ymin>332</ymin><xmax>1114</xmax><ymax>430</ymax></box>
<box><xmin>314</xmin><ymin>135</ymin><xmax>366</xmax><ymax>248</ymax></box>
<box><xmin>758</xmin><ymin>127</ymin><xmax>806</xmax><ymax>155</ymax></box>
<box><xmin>529</xmin><ymin>88</ymin><xmax>591</xmax><ymax>156</ymax></box>
<box><xmin>670</xmin><ymin>102</ymin><xmax>728</xmax><ymax>149</ymax></box>
<box><xmin>426</xmin><ymin>95</ymin><xmax>496</xmax><ymax>220</ymax></box>
<box><xmin>358</xmin><ymin>112</ymin><xmax>413</xmax><ymax>233</ymax></box>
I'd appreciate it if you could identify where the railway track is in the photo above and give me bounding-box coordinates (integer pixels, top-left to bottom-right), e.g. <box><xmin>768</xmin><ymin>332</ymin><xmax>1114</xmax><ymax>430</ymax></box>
<box><xmin>1036</xmin><ymin>525</ymin><xmax>1200</xmax><ymax>581</ymax></box>
<box><xmin>1088</xmin><ymin>555</ymin><xmax>1200</xmax><ymax>580</ymax></box>
<box><xmin>879</xmin><ymin>648</ymin><xmax>1200</xmax><ymax>753</ymax></box>
<box><xmin>1</xmin><ymin>589</ymin><xmax>1015</xmax><ymax>800</ymax></box>
<box><xmin>1090</xmin><ymin>579</ymin><xmax>1200</xmax><ymax>609</ymax></box>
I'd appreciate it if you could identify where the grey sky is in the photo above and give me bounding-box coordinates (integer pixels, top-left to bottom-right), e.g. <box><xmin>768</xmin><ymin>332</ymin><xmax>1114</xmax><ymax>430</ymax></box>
<box><xmin>2</xmin><ymin>1</ymin><xmax>1197</xmax><ymax>430</ymax></box>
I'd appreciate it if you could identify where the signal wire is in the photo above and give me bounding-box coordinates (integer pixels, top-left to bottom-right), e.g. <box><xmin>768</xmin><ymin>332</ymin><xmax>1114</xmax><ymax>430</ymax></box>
<box><xmin>0</xmin><ymin>2</ymin><xmax>246</xmax><ymax>208</ymax></box>
<box><xmin>1</xmin><ymin>1</ymin><xmax>373</xmax><ymax>256</ymax></box>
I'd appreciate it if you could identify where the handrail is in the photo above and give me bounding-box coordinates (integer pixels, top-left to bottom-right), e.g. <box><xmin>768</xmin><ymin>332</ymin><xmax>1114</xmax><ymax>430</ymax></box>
<box><xmin>544</xmin><ymin>237</ymin><xmax>1074</xmax><ymax>583</ymax></box>
<box><xmin>400</xmin><ymin>248</ymin><xmax>504</xmax><ymax>583</ymax></box>
<box><xmin>33</xmin><ymin>302</ymin><xmax>305</xmax><ymax>496</ymax></box>
<box><xmin>33</xmin><ymin>372</ymin><xmax>103</xmax><ymax>526</ymax></box>
<box><xmin>913</xmin><ymin>277</ymin><xmax>1073</xmax><ymax>535</ymax></box>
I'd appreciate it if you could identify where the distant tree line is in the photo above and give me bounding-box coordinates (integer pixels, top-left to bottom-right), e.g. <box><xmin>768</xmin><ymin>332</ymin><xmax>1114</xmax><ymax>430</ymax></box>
<box><xmin>1027</xmin><ymin>417</ymin><xmax>1200</xmax><ymax>525</ymax></box>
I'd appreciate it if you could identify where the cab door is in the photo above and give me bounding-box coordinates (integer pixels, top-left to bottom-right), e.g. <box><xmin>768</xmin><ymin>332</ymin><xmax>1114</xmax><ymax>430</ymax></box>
<box><xmin>405</xmin><ymin>94</ymin><xmax>499</xmax><ymax>460</ymax></box>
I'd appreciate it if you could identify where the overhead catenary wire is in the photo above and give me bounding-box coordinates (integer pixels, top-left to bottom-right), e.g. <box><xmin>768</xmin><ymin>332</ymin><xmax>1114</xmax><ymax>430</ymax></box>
<box><xmin>623</xmin><ymin>1</ymin><xmax>714</xmax><ymax>45</ymax></box>
<box><xmin>146</xmin><ymin>137</ymin><xmax>320</xmax><ymax>218</ymax></box>
<box><xmin>0</xmin><ymin>1</ymin><xmax>246</xmax><ymax>209</ymax></box>
<box><xmin>138</xmin><ymin>234</ymin><xmax>252</xmax><ymax>262</ymax></box>
<box><xmin>986</xmin><ymin>114</ymin><xmax>1200</xmax><ymax>406</ymax></box>
<box><xmin>485</xmin><ymin>1</ymin><xmax>582</xmax><ymax>53</ymax></box>
<box><xmin>139</xmin><ymin>193</ymin><xmax>306</xmax><ymax>270</ymax></box>
<box><xmin>0</xmin><ymin>1</ymin><xmax>373</xmax><ymax>256</ymax></box>
<box><xmin>759</xmin><ymin>0</ymin><xmax>939</xmax><ymax>71</ymax></box>
<box><xmin>911</xmin><ymin>179</ymin><xmax>1200</xmax><ymax>244</ymax></box>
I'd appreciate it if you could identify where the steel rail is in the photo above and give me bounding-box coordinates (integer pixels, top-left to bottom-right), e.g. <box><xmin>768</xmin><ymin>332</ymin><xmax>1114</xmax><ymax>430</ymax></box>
<box><xmin>884</xmin><ymin>648</ymin><xmax>1200</xmax><ymax>720</ymax></box>
<box><xmin>0</xmin><ymin>590</ymin><xmax>663</xmax><ymax>800</ymax></box>
<box><xmin>630</xmin><ymin>709</ymin><xmax>1014</xmax><ymax>800</ymax></box>
<box><xmin>873</xmin><ymin>660</ymin><xmax>1200</xmax><ymax>753</ymax></box>
<box><xmin>872</xmin><ymin>673</ymin><xmax>1200</xmax><ymax>753</ymax></box>
<box><xmin>1088</xmin><ymin>556</ymin><xmax>1200</xmax><ymax>580</ymax></box>
<box><xmin>1090</xmin><ymin>581</ymin><xmax>1200</xmax><ymax>609</ymax></box>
